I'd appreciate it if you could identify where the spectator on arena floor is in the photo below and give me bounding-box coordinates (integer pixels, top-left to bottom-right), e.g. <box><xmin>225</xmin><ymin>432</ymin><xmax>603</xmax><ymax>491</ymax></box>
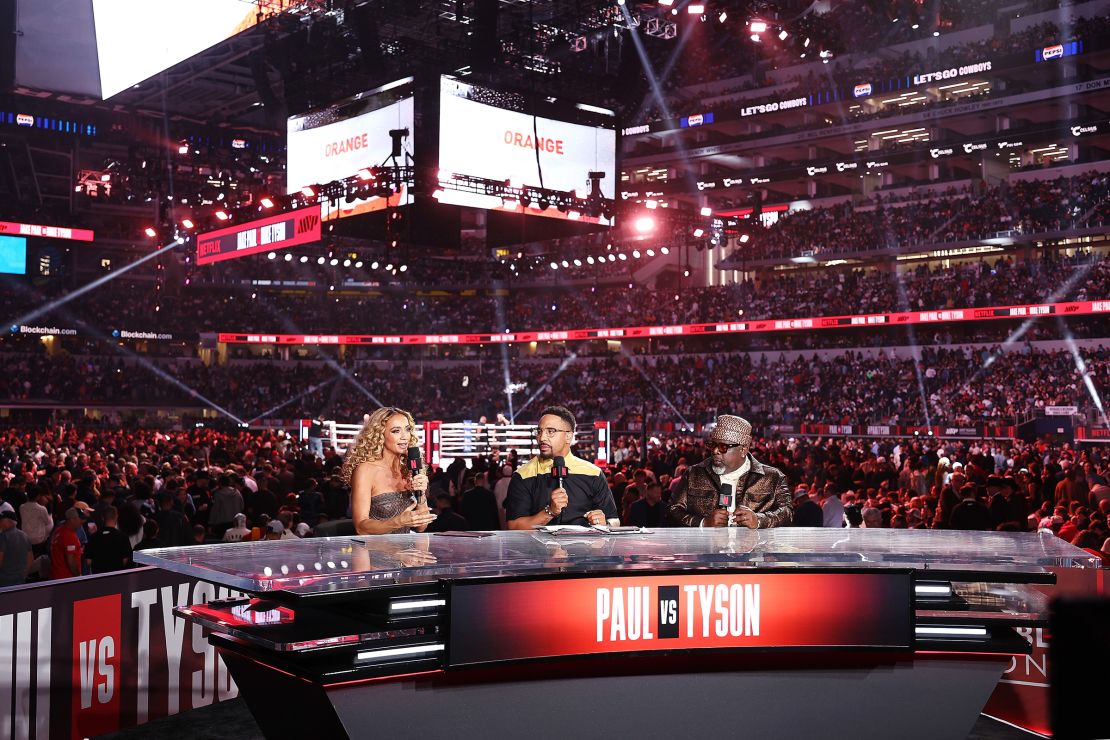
<box><xmin>0</xmin><ymin>509</ymin><xmax>31</xmax><ymax>587</ymax></box>
<box><xmin>222</xmin><ymin>513</ymin><xmax>251</xmax><ymax>543</ymax></box>
<box><xmin>792</xmin><ymin>485</ymin><xmax>824</xmax><ymax>527</ymax></box>
<box><xmin>50</xmin><ymin>507</ymin><xmax>85</xmax><ymax>579</ymax></box>
<box><xmin>84</xmin><ymin>505</ymin><xmax>132</xmax><ymax>574</ymax></box>
<box><xmin>627</xmin><ymin>481</ymin><xmax>667</xmax><ymax>528</ymax></box>
<box><xmin>459</xmin><ymin>472</ymin><xmax>500</xmax><ymax>531</ymax></box>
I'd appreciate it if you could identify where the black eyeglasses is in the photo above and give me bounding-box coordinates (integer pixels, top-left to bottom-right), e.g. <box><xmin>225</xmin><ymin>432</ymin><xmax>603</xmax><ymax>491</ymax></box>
<box><xmin>710</xmin><ymin>442</ymin><xmax>745</xmax><ymax>454</ymax></box>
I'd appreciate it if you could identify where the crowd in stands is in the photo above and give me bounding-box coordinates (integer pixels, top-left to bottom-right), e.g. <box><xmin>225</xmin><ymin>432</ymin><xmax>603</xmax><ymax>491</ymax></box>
<box><xmin>1</xmin><ymin>341</ymin><xmax>1106</xmax><ymax>429</ymax></box>
<box><xmin>2</xmin><ymin>420</ymin><xmax>1106</xmax><ymax>588</ymax></box>
<box><xmin>648</xmin><ymin>8</ymin><xmax>1105</xmax><ymax>128</ymax></box>
<box><xmin>3</xmin><ymin>245</ymin><xmax>1105</xmax><ymax>338</ymax></box>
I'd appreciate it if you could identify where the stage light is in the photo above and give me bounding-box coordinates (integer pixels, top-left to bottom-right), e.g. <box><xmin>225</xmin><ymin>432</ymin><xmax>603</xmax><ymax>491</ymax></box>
<box><xmin>550</xmin><ymin>261</ymin><xmax>559</xmax><ymax>270</ymax></box>
<box><xmin>432</xmin><ymin>189</ymin><xmax>445</xmax><ymax>200</ymax></box>
<box><xmin>144</xmin><ymin>227</ymin><xmax>157</xmax><ymax>238</ymax></box>
<box><xmin>739</xmin><ymin>234</ymin><xmax>751</xmax><ymax>243</ymax></box>
<box><xmin>260</xmin><ymin>197</ymin><xmax>274</xmax><ymax>209</ymax></box>
<box><xmin>618</xmin><ymin>253</ymin><xmax>627</xmax><ymax>261</ymax></box>
<box><xmin>573</xmin><ymin>259</ymin><xmax>582</xmax><ymax>266</ymax></box>
<box><xmin>399</xmin><ymin>265</ymin><xmax>408</xmax><ymax>272</ymax></box>
<box><xmin>520</xmin><ymin>191</ymin><xmax>533</xmax><ymax>207</ymax></box>
<box><xmin>804</xmin><ymin>37</ymin><xmax>811</xmax><ymax>47</ymax></box>
<box><xmin>632</xmin><ymin>250</ymin><xmax>641</xmax><ymax>258</ymax></box>
<box><xmin>587</xmin><ymin>256</ymin><xmax>595</xmax><ymax>264</ymax></box>
<box><xmin>537</xmin><ymin>196</ymin><xmax>552</xmax><ymax>211</ymax></box>
<box><xmin>561</xmin><ymin>260</ymin><xmax>570</xmax><ymax>268</ymax></box>
<box><xmin>215</xmin><ymin>210</ymin><xmax>229</xmax><ymax>221</ymax></box>
<box><xmin>660</xmin><ymin>246</ymin><xmax>670</xmax><ymax>254</ymax></box>
<box><xmin>700</xmin><ymin>207</ymin><xmax>712</xmax><ymax>216</ymax></box>
<box><xmin>284</xmin><ymin>253</ymin><xmax>293</xmax><ymax>262</ymax></box>
<box><xmin>371</xmin><ymin>261</ymin><xmax>379</xmax><ymax>269</ymax></box>
<box><xmin>693</xmin><ymin>228</ymin><xmax>705</xmax><ymax>238</ymax></box>
<box><xmin>658</xmin><ymin>0</ymin><xmax>674</xmax><ymax>5</ymax></box>
<box><xmin>687</xmin><ymin>4</ymin><xmax>704</xmax><ymax>13</ymax></box>
<box><xmin>329</xmin><ymin>258</ymin><xmax>339</xmax><ymax>266</ymax></box>
<box><xmin>181</xmin><ymin>219</ymin><xmax>194</xmax><ymax>229</ymax></box>
<box><xmin>779</xmin><ymin>29</ymin><xmax>788</xmax><ymax>40</ymax></box>
<box><xmin>267</xmin><ymin>252</ymin><xmax>277</xmax><ymax>260</ymax></box>
<box><xmin>646</xmin><ymin>249</ymin><xmax>655</xmax><ymax>257</ymax></box>
<box><xmin>608</xmin><ymin>254</ymin><xmax>616</xmax><ymax>262</ymax></box>
<box><xmin>355</xmin><ymin>261</ymin><xmax>363</xmax><ymax>268</ymax></box>
<box><xmin>750</xmin><ymin>21</ymin><xmax>766</xmax><ymax>32</ymax></box>
<box><xmin>343</xmin><ymin>259</ymin><xmax>351</xmax><ymax>267</ymax></box>
<box><xmin>300</xmin><ymin>186</ymin><xmax>316</xmax><ymax>198</ymax></box>
<box><xmin>645</xmin><ymin>200</ymin><xmax>658</xmax><ymax>209</ymax></box>
<box><xmin>357</xmin><ymin>168</ymin><xmax>373</xmax><ymax>180</ymax></box>
<box><xmin>300</xmin><ymin>255</ymin><xmax>309</xmax><ymax>263</ymax></box>
<box><xmin>634</xmin><ymin>216</ymin><xmax>656</xmax><ymax>233</ymax></box>
<box><xmin>178</xmin><ymin>143</ymin><xmax>189</xmax><ymax>154</ymax></box>
<box><xmin>683</xmin><ymin>267</ymin><xmax>691</xmax><ymax>277</ymax></box>
<box><xmin>751</xmin><ymin>34</ymin><xmax>761</xmax><ymax>42</ymax></box>
<box><xmin>567</xmin><ymin>211</ymin><xmax>580</xmax><ymax>220</ymax></box>
<box><xmin>718</xmin><ymin>11</ymin><xmax>727</xmax><ymax>22</ymax></box>
<box><xmin>385</xmin><ymin>263</ymin><xmax>393</xmax><ymax>271</ymax></box>
<box><xmin>317</xmin><ymin>257</ymin><xmax>326</xmax><ymax>265</ymax></box>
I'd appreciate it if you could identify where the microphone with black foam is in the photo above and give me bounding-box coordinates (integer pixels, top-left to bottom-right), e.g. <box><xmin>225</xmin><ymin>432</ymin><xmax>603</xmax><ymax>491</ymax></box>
<box><xmin>407</xmin><ymin>447</ymin><xmax>424</xmax><ymax>504</ymax></box>
<box><xmin>552</xmin><ymin>456</ymin><xmax>568</xmax><ymax>522</ymax></box>
<box><xmin>718</xmin><ymin>482</ymin><xmax>734</xmax><ymax>510</ymax></box>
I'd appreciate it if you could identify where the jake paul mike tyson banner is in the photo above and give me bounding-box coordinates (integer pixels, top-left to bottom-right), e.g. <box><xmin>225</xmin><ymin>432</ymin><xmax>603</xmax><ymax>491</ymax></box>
<box><xmin>448</xmin><ymin>571</ymin><xmax>913</xmax><ymax>667</ymax></box>
<box><xmin>0</xmin><ymin>568</ymin><xmax>243</xmax><ymax>740</ymax></box>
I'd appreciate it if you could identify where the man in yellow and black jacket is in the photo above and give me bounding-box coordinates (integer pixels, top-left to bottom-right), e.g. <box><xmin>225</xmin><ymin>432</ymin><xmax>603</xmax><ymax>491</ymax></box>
<box><xmin>506</xmin><ymin>406</ymin><xmax>618</xmax><ymax>529</ymax></box>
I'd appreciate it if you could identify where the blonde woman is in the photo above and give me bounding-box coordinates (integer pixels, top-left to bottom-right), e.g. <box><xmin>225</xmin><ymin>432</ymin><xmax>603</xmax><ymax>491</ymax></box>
<box><xmin>341</xmin><ymin>408</ymin><xmax>436</xmax><ymax>535</ymax></box>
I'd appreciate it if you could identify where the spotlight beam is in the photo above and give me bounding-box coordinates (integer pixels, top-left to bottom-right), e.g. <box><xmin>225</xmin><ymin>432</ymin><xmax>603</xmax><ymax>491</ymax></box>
<box><xmin>511</xmin><ymin>352</ymin><xmax>579</xmax><ymax>423</ymax></box>
<box><xmin>246</xmin><ymin>379</ymin><xmax>339</xmax><ymax>424</ymax></box>
<box><xmin>619</xmin><ymin>346</ymin><xmax>692</xmax><ymax>429</ymax></box>
<box><xmin>958</xmin><ymin>257</ymin><xmax>1099</xmax><ymax>394</ymax></box>
<box><xmin>5</xmin><ymin>239</ymin><xmax>182</xmax><ymax>330</ymax></box>
<box><xmin>1057</xmin><ymin>318</ymin><xmax>1108</xmax><ymax>429</ymax></box>
<box><xmin>2</xmin><ymin>279</ymin><xmax>246</xmax><ymax>425</ymax></box>
<box><xmin>618</xmin><ymin>4</ymin><xmax>702</xmax><ymax>196</ymax></box>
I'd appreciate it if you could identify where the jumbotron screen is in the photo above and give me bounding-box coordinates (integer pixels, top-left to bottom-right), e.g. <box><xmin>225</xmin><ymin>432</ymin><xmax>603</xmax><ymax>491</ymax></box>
<box><xmin>91</xmin><ymin>0</ymin><xmax>260</xmax><ymax>99</ymax></box>
<box><xmin>437</xmin><ymin>76</ymin><xmax>617</xmax><ymax>224</ymax></box>
<box><xmin>0</xmin><ymin>236</ymin><xmax>27</xmax><ymax>275</ymax></box>
<box><xmin>286</xmin><ymin>79</ymin><xmax>415</xmax><ymax>220</ymax></box>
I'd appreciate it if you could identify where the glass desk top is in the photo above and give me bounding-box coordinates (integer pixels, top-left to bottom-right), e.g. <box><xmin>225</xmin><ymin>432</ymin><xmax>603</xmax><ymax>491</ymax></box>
<box><xmin>133</xmin><ymin>528</ymin><xmax>1100</xmax><ymax>597</ymax></box>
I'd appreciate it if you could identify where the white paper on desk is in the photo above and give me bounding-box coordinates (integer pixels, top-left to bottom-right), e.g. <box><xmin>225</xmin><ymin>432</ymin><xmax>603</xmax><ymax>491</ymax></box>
<box><xmin>535</xmin><ymin>525</ymin><xmax>594</xmax><ymax>533</ymax></box>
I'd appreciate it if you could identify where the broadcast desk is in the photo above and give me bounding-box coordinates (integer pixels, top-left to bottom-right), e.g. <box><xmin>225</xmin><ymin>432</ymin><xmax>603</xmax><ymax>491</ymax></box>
<box><xmin>135</xmin><ymin>528</ymin><xmax>1098</xmax><ymax>739</ymax></box>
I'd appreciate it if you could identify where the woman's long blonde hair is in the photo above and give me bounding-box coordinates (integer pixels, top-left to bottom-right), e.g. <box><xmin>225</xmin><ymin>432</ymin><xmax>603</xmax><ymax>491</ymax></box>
<box><xmin>340</xmin><ymin>407</ymin><xmax>423</xmax><ymax>484</ymax></box>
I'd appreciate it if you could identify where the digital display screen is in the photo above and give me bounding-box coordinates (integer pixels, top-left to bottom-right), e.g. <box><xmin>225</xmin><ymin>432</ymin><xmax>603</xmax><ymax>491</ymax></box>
<box><xmin>449</xmin><ymin>571</ymin><xmax>913</xmax><ymax>666</ymax></box>
<box><xmin>0</xmin><ymin>236</ymin><xmax>28</xmax><ymax>275</ymax></box>
<box><xmin>92</xmin><ymin>0</ymin><xmax>260</xmax><ymax>99</ymax></box>
<box><xmin>438</xmin><ymin>76</ymin><xmax>617</xmax><ymax>224</ymax></box>
<box><xmin>195</xmin><ymin>206</ymin><xmax>322</xmax><ymax>266</ymax></box>
<box><xmin>286</xmin><ymin>80</ymin><xmax>415</xmax><ymax>219</ymax></box>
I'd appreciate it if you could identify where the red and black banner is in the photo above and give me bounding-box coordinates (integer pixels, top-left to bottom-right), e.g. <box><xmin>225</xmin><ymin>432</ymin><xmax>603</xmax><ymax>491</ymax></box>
<box><xmin>0</xmin><ymin>568</ymin><xmax>242</xmax><ymax>740</ymax></box>
<box><xmin>449</xmin><ymin>571</ymin><xmax>913</xmax><ymax>667</ymax></box>
<box><xmin>196</xmin><ymin>205</ymin><xmax>322</xmax><ymax>265</ymax></box>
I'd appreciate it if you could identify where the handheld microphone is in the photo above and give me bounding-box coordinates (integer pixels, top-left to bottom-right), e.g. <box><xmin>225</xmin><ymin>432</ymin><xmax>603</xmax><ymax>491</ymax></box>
<box><xmin>407</xmin><ymin>446</ymin><xmax>423</xmax><ymax>474</ymax></box>
<box><xmin>552</xmin><ymin>456</ymin><xmax>568</xmax><ymax>489</ymax></box>
<box><xmin>718</xmin><ymin>483</ymin><xmax>734</xmax><ymax>510</ymax></box>
<box><xmin>407</xmin><ymin>447</ymin><xmax>423</xmax><ymax>503</ymax></box>
<box><xmin>552</xmin><ymin>456</ymin><xmax>568</xmax><ymax>523</ymax></box>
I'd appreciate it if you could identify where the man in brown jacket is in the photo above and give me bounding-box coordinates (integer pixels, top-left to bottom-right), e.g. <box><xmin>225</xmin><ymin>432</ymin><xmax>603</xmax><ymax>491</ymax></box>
<box><xmin>668</xmin><ymin>415</ymin><xmax>793</xmax><ymax>529</ymax></box>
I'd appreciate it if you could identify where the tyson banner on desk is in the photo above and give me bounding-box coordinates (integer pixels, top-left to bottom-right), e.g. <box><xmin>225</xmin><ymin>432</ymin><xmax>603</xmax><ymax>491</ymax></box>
<box><xmin>0</xmin><ymin>568</ymin><xmax>243</xmax><ymax>740</ymax></box>
<box><xmin>449</xmin><ymin>571</ymin><xmax>913</xmax><ymax>666</ymax></box>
